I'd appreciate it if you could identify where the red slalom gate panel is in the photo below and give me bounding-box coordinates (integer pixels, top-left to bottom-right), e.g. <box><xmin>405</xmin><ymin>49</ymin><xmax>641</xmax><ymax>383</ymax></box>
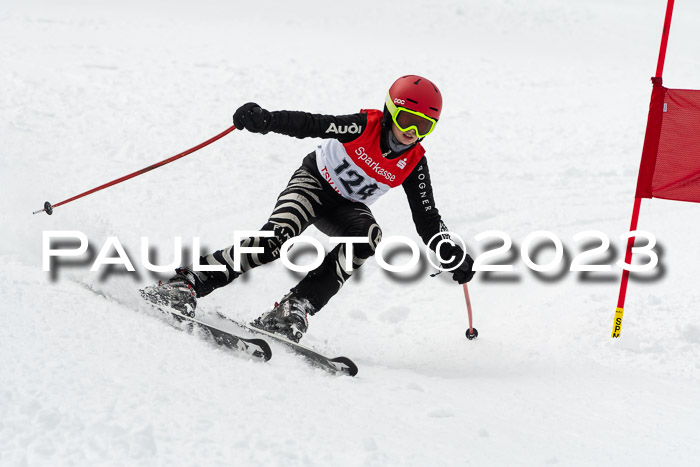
<box><xmin>636</xmin><ymin>85</ymin><xmax>700</xmax><ymax>203</ymax></box>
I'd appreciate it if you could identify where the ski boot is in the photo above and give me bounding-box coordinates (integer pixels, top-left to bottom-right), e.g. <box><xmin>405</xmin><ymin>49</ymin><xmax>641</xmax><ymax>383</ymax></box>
<box><xmin>140</xmin><ymin>268</ymin><xmax>201</xmax><ymax>317</ymax></box>
<box><xmin>251</xmin><ymin>292</ymin><xmax>313</xmax><ymax>343</ymax></box>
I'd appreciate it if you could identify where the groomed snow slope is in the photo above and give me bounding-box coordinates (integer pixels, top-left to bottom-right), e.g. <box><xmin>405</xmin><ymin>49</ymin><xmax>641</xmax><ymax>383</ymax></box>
<box><xmin>1</xmin><ymin>1</ymin><xmax>699</xmax><ymax>465</ymax></box>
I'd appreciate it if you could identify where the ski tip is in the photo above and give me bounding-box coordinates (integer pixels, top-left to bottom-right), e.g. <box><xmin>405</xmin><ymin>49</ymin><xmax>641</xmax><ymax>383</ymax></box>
<box><xmin>330</xmin><ymin>356</ymin><xmax>358</xmax><ymax>377</ymax></box>
<box><xmin>251</xmin><ymin>338</ymin><xmax>273</xmax><ymax>361</ymax></box>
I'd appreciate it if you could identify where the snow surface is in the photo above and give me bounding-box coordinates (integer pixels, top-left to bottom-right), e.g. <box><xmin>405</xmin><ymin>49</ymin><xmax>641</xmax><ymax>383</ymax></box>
<box><xmin>2</xmin><ymin>0</ymin><xmax>700</xmax><ymax>465</ymax></box>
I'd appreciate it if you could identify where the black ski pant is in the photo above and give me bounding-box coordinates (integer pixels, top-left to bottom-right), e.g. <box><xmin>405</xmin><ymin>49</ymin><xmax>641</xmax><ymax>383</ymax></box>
<box><xmin>191</xmin><ymin>164</ymin><xmax>382</xmax><ymax>313</ymax></box>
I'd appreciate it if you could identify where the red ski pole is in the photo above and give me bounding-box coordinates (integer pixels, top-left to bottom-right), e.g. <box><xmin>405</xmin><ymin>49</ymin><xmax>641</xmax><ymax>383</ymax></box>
<box><xmin>32</xmin><ymin>124</ymin><xmax>236</xmax><ymax>215</ymax></box>
<box><xmin>462</xmin><ymin>283</ymin><xmax>478</xmax><ymax>340</ymax></box>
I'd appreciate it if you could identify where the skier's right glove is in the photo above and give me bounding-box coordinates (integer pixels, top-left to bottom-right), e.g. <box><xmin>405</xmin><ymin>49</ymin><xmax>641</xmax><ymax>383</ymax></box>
<box><xmin>233</xmin><ymin>102</ymin><xmax>273</xmax><ymax>134</ymax></box>
<box><xmin>439</xmin><ymin>243</ymin><xmax>475</xmax><ymax>284</ymax></box>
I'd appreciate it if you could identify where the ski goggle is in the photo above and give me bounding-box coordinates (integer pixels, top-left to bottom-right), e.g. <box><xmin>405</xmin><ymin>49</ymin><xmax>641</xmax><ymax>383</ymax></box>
<box><xmin>385</xmin><ymin>95</ymin><xmax>438</xmax><ymax>138</ymax></box>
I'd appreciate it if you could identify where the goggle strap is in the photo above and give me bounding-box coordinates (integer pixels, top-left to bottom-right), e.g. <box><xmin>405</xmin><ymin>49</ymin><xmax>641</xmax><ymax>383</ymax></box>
<box><xmin>385</xmin><ymin>92</ymin><xmax>399</xmax><ymax>116</ymax></box>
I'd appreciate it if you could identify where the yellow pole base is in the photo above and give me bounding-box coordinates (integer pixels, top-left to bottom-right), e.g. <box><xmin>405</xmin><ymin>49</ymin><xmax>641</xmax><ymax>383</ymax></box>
<box><xmin>611</xmin><ymin>307</ymin><xmax>624</xmax><ymax>338</ymax></box>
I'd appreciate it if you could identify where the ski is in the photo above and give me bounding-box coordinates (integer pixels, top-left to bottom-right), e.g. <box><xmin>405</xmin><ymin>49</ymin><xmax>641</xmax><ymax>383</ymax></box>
<box><xmin>139</xmin><ymin>290</ymin><xmax>272</xmax><ymax>362</ymax></box>
<box><xmin>214</xmin><ymin>311</ymin><xmax>358</xmax><ymax>377</ymax></box>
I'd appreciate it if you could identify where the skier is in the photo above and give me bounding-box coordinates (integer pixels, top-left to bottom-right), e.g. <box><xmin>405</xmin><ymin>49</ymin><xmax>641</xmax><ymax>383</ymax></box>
<box><xmin>142</xmin><ymin>75</ymin><xmax>475</xmax><ymax>342</ymax></box>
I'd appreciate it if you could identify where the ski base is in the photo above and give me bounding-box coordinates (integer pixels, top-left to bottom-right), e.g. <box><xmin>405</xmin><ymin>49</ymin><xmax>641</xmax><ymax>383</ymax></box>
<box><xmin>215</xmin><ymin>311</ymin><xmax>358</xmax><ymax>377</ymax></box>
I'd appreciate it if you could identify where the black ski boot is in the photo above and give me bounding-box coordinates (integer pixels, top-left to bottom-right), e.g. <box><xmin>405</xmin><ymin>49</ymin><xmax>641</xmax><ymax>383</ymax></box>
<box><xmin>251</xmin><ymin>292</ymin><xmax>313</xmax><ymax>343</ymax></box>
<box><xmin>140</xmin><ymin>268</ymin><xmax>202</xmax><ymax>317</ymax></box>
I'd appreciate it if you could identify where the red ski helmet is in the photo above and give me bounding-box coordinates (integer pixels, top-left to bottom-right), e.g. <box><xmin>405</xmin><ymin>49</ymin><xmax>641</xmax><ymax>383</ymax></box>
<box><xmin>385</xmin><ymin>75</ymin><xmax>442</xmax><ymax>137</ymax></box>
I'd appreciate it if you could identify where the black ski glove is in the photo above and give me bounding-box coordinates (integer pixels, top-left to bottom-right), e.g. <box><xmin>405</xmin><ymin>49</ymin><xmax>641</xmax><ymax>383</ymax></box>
<box><xmin>233</xmin><ymin>102</ymin><xmax>273</xmax><ymax>133</ymax></box>
<box><xmin>439</xmin><ymin>242</ymin><xmax>475</xmax><ymax>284</ymax></box>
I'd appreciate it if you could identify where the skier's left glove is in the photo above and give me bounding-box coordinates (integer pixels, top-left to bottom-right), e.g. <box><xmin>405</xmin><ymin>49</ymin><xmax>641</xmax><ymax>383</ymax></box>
<box><xmin>233</xmin><ymin>102</ymin><xmax>273</xmax><ymax>134</ymax></box>
<box><xmin>439</xmin><ymin>243</ymin><xmax>475</xmax><ymax>284</ymax></box>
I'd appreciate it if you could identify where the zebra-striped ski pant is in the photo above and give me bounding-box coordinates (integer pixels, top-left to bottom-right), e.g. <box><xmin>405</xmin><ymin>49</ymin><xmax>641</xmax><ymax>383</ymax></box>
<box><xmin>192</xmin><ymin>166</ymin><xmax>382</xmax><ymax>313</ymax></box>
